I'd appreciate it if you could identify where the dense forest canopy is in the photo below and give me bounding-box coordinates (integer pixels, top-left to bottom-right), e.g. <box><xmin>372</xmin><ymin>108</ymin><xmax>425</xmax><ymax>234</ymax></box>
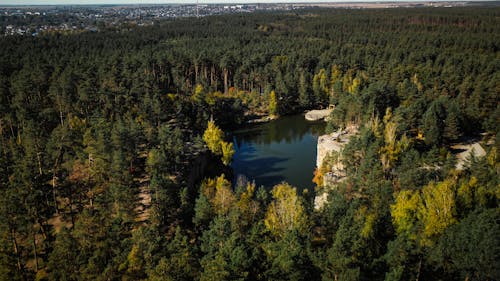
<box><xmin>0</xmin><ymin>7</ymin><xmax>499</xmax><ymax>281</ymax></box>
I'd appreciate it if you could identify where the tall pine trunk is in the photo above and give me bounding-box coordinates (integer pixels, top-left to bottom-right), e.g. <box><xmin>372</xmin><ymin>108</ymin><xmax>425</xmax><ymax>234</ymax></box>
<box><xmin>223</xmin><ymin>68</ymin><xmax>229</xmax><ymax>94</ymax></box>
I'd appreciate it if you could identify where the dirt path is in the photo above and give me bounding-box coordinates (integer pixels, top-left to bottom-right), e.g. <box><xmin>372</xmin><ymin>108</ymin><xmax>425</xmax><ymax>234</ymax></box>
<box><xmin>134</xmin><ymin>148</ymin><xmax>151</xmax><ymax>224</ymax></box>
<box><xmin>134</xmin><ymin>176</ymin><xmax>151</xmax><ymax>224</ymax></box>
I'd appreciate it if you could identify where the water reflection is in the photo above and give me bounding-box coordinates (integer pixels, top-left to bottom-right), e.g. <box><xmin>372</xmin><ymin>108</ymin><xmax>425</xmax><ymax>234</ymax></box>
<box><xmin>234</xmin><ymin>116</ymin><xmax>325</xmax><ymax>145</ymax></box>
<box><xmin>231</xmin><ymin>114</ymin><xmax>326</xmax><ymax>190</ymax></box>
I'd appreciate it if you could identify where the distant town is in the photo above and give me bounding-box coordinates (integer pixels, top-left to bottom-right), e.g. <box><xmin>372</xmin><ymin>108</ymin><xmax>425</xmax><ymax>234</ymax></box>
<box><xmin>0</xmin><ymin>1</ymin><xmax>487</xmax><ymax>36</ymax></box>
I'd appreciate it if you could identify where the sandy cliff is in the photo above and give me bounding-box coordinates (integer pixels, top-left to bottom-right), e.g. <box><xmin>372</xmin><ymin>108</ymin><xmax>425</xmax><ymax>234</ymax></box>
<box><xmin>314</xmin><ymin>126</ymin><xmax>357</xmax><ymax>210</ymax></box>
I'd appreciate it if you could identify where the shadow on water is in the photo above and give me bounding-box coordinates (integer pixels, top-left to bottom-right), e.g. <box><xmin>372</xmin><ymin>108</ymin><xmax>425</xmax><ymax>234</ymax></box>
<box><xmin>232</xmin><ymin>155</ymin><xmax>288</xmax><ymax>188</ymax></box>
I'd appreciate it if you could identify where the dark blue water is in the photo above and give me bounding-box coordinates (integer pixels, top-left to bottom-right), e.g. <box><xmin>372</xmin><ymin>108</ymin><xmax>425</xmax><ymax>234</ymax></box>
<box><xmin>231</xmin><ymin>114</ymin><xmax>326</xmax><ymax>190</ymax></box>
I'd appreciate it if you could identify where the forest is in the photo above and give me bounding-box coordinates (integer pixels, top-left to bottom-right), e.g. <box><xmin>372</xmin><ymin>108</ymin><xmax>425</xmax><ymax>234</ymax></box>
<box><xmin>0</xmin><ymin>6</ymin><xmax>499</xmax><ymax>281</ymax></box>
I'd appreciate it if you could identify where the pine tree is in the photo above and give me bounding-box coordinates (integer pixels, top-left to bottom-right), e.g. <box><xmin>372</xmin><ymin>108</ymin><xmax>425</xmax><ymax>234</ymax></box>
<box><xmin>298</xmin><ymin>72</ymin><xmax>311</xmax><ymax>109</ymax></box>
<box><xmin>443</xmin><ymin>101</ymin><xmax>462</xmax><ymax>143</ymax></box>
<box><xmin>422</xmin><ymin>100</ymin><xmax>446</xmax><ymax>147</ymax></box>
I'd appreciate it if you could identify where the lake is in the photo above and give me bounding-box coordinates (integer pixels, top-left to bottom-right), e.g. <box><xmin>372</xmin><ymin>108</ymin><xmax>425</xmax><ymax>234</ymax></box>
<box><xmin>231</xmin><ymin>114</ymin><xmax>326</xmax><ymax>190</ymax></box>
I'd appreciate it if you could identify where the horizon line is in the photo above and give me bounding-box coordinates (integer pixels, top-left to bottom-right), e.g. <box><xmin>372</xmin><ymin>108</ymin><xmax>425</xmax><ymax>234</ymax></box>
<box><xmin>1</xmin><ymin>0</ymin><xmax>496</xmax><ymax>7</ymax></box>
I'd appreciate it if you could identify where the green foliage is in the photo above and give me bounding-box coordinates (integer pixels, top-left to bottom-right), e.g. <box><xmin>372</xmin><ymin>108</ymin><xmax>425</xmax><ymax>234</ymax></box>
<box><xmin>322</xmin><ymin>205</ymin><xmax>365</xmax><ymax>281</ymax></box>
<box><xmin>263</xmin><ymin>231</ymin><xmax>313</xmax><ymax>281</ymax></box>
<box><xmin>298</xmin><ymin>72</ymin><xmax>311</xmax><ymax>109</ymax></box>
<box><xmin>199</xmin><ymin>253</ymin><xmax>230</xmax><ymax>281</ymax></box>
<box><xmin>313</xmin><ymin>68</ymin><xmax>330</xmax><ymax>106</ymax></box>
<box><xmin>46</xmin><ymin>227</ymin><xmax>80</xmax><ymax>280</ymax></box>
<box><xmin>0</xmin><ymin>228</ymin><xmax>23</xmax><ymax>281</ymax></box>
<box><xmin>443</xmin><ymin>101</ymin><xmax>462</xmax><ymax>143</ymax></box>
<box><xmin>422</xmin><ymin>100</ymin><xmax>446</xmax><ymax>146</ymax></box>
<box><xmin>148</xmin><ymin>227</ymin><xmax>197</xmax><ymax>281</ymax></box>
<box><xmin>194</xmin><ymin>194</ymin><xmax>214</xmax><ymax>229</ymax></box>
<box><xmin>0</xmin><ymin>7</ymin><xmax>498</xmax><ymax>280</ymax></box>
<box><xmin>429</xmin><ymin>209</ymin><xmax>500</xmax><ymax>280</ymax></box>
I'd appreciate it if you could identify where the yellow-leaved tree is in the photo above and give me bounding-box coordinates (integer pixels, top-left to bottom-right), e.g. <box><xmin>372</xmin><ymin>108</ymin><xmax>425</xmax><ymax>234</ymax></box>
<box><xmin>264</xmin><ymin>183</ymin><xmax>308</xmax><ymax>237</ymax></box>
<box><xmin>379</xmin><ymin>108</ymin><xmax>410</xmax><ymax>173</ymax></box>
<box><xmin>236</xmin><ymin>182</ymin><xmax>259</xmax><ymax>223</ymax></box>
<box><xmin>221</xmin><ymin>141</ymin><xmax>235</xmax><ymax>166</ymax></box>
<box><xmin>390</xmin><ymin>189</ymin><xmax>422</xmax><ymax>239</ymax></box>
<box><xmin>269</xmin><ymin>90</ymin><xmax>278</xmax><ymax>116</ymax></box>
<box><xmin>391</xmin><ymin>178</ymin><xmax>458</xmax><ymax>246</ymax></box>
<box><xmin>330</xmin><ymin>65</ymin><xmax>342</xmax><ymax>88</ymax></box>
<box><xmin>201</xmin><ymin>175</ymin><xmax>235</xmax><ymax>215</ymax></box>
<box><xmin>342</xmin><ymin>69</ymin><xmax>359</xmax><ymax>94</ymax></box>
<box><xmin>203</xmin><ymin>120</ymin><xmax>235</xmax><ymax>165</ymax></box>
<box><xmin>419</xmin><ymin>179</ymin><xmax>457</xmax><ymax>239</ymax></box>
<box><xmin>203</xmin><ymin>120</ymin><xmax>224</xmax><ymax>155</ymax></box>
<box><xmin>192</xmin><ymin>84</ymin><xmax>205</xmax><ymax>104</ymax></box>
<box><xmin>347</xmin><ymin>77</ymin><xmax>361</xmax><ymax>94</ymax></box>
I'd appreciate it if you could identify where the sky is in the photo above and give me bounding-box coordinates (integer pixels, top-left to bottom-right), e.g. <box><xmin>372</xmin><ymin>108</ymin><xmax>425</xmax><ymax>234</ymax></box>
<box><xmin>0</xmin><ymin>0</ymin><xmax>473</xmax><ymax>5</ymax></box>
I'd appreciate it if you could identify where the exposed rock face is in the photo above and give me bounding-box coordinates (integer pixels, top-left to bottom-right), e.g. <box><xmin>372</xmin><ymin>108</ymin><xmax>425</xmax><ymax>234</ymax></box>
<box><xmin>452</xmin><ymin>142</ymin><xmax>487</xmax><ymax>170</ymax></box>
<box><xmin>305</xmin><ymin>109</ymin><xmax>333</xmax><ymax>121</ymax></box>
<box><xmin>314</xmin><ymin>126</ymin><xmax>357</xmax><ymax>210</ymax></box>
<box><xmin>314</xmin><ymin>192</ymin><xmax>329</xmax><ymax>210</ymax></box>
<box><xmin>316</xmin><ymin>128</ymin><xmax>352</xmax><ymax>168</ymax></box>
